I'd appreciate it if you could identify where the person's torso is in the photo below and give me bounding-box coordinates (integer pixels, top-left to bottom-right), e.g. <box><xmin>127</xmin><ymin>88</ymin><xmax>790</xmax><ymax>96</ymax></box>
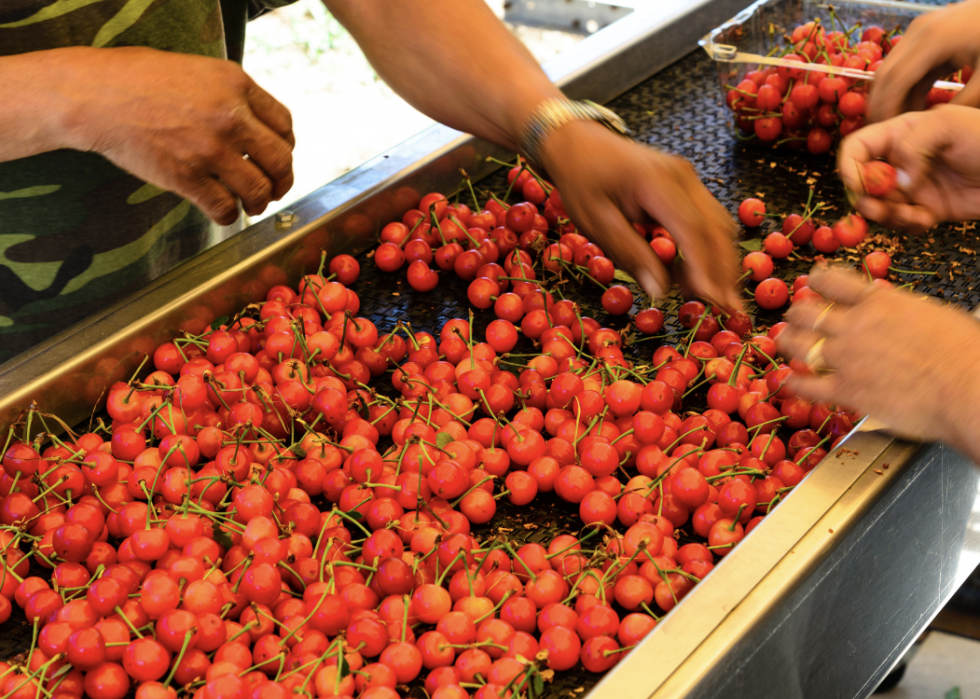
<box><xmin>0</xmin><ymin>0</ymin><xmax>250</xmax><ymax>362</ymax></box>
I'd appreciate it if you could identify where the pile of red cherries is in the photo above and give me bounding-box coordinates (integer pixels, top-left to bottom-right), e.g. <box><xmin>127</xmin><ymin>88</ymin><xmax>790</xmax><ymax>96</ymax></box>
<box><xmin>724</xmin><ymin>18</ymin><xmax>969</xmax><ymax>151</ymax></box>
<box><xmin>0</xmin><ymin>155</ymin><xmax>907</xmax><ymax>699</ymax></box>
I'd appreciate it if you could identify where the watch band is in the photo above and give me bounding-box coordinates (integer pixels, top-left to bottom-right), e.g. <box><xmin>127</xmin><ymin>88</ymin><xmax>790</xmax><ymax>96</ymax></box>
<box><xmin>519</xmin><ymin>98</ymin><xmax>631</xmax><ymax>165</ymax></box>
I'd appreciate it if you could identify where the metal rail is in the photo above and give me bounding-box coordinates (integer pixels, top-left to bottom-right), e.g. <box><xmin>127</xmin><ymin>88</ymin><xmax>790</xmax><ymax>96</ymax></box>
<box><xmin>0</xmin><ymin>2</ymin><xmax>976</xmax><ymax>698</ymax></box>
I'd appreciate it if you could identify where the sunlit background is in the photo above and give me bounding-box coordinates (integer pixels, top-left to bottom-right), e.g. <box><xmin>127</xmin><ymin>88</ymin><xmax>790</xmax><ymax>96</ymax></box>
<box><xmin>242</xmin><ymin>0</ymin><xmax>585</xmax><ymax>218</ymax></box>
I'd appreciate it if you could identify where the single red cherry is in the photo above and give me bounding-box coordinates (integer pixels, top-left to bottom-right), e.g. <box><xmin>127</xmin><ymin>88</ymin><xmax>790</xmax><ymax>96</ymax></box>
<box><xmin>737</xmin><ymin>198</ymin><xmax>766</xmax><ymax>227</ymax></box>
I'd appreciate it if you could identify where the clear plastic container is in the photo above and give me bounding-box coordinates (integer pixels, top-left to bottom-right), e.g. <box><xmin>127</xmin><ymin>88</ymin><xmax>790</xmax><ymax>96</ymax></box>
<box><xmin>699</xmin><ymin>0</ymin><xmax>937</xmax><ymax>148</ymax></box>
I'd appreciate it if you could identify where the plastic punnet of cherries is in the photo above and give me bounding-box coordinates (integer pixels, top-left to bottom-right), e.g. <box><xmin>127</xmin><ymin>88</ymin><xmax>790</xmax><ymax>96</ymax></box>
<box><xmin>0</xmin><ymin>156</ymin><xmax>909</xmax><ymax>699</ymax></box>
<box><xmin>724</xmin><ymin>17</ymin><xmax>971</xmax><ymax>151</ymax></box>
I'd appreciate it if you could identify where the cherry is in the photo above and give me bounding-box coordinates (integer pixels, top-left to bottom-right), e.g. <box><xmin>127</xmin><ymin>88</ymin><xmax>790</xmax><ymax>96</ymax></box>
<box><xmin>601</xmin><ymin>286</ymin><xmax>633</xmax><ymax>315</ymax></box>
<box><xmin>468</xmin><ymin>277</ymin><xmax>500</xmax><ymax>310</ymax></box>
<box><xmin>755</xmin><ymin>116</ymin><xmax>783</xmax><ymax>142</ymax></box>
<box><xmin>833</xmin><ymin>214</ymin><xmax>868</xmax><ymax>247</ymax></box>
<box><xmin>708</xmin><ymin>518</ymin><xmax>744</xmax><ymax>556</ymax></box>
<box><xmin>862</xmin><ymin>161</ymin><xmax>897</xmax><ymax>198</ymax></box>
<box><xmin>839</xmin><ymin>91</ymin><xmax>867</xmax><ymax>118</ymax></box>
<box><xmin>790</xmin><ymin>83</ymin><xmax>819</xmax><ymax>110</ymax></box>
<box><xmin>540</xmin><ymin>626</ymin><xmax>581</xmax><ymax>671</ymax></box>
<box><xmin>742</xmin><ymin>251</ymin><xmax>773</xmax><ymax>282</ymax></box>
<box><xmin>672</xmin><ymin>468</ymin><xmax>710</xmax><ymax>509</ymax></box>
<box><xmin>581</xmin><ymin>635</ymin><xmax>621</xmax><ymax>673</ymax></box>
<box><xmin>123</xmin><ymin>638</ymin><xmax>171</xmax><ymax>682</ymax></box>
<box><xmin>618</xmin><ymin>613</ymin><xmax>656</xmax><ymax>646</ymax></box>
<box><xmin>52</xmin><ymin>523</ymin><xmax>94</xmax><ymax>563</ymax></box>
<box><xmin>407</xmin><ymin>261</ymin><xmax>439</xmax><ymax>292</ymax></box>
<box><xmin>806</xmin><ymin>127</ymin><xmax>832</xmax><ymax>155</ymax></box>
<box><xmin>634</xmin><ymin>308</ymin><xmax>664</xmax><ymax>334</ymax></box>
<box><xmin>840</xmin><ymin>115</ymin><xmax>865</xmax><ymax>138</ymax></box>
<box><xmin>864</xmin><ymin>251</ymin><xmax>891</xmax><ymax>278</ymax></box>
<box><xmin>812</xmin><ymin>225</ymin><xmax>840</xmax><ymax>253</ymax></box>
<box><xmin>725</xmin><ymin>311</ymin><xmax>753</xmax><ymax>337</ymax></box>
<box><xmin>764</xmin><ymin>232</ymin><xmax>793</xmax><ymax>259</ymax></box>
<box><xmin>84</xmin><ymin>662</ymin><xmax>130</xmax><ymax>699</ymax></box>
<box><xmin>677</xmin><ymin>300</ymin><xmax>706</xmax><ymax>328</ymax></box>
<box><xmin>818</xmin><ymin>77</ymin><xmax>847</xmax><ymax>103</ymax></box>
<box><xmin>737</xmin><ymin>198</ymin><xmax>766</xmax><ymax>227</ymax></box>
<box><xmin>66</xmin><ymin>627</ymin><xmax>107</xmax><ymax>671</ymax></box>
<box><xmin>588</xmin><ymin>256</ymin><xmax>616</xmax><ymax>285</ymax></box>
<box><xmin>755</xmin><ymin>278</ymin><xmax>789</xmax><ymax>310</ymax></box>
<box><xmin>755</xmin><ymin>83</ymin><xmax>782</xmax><ymax>111</ymax></box>
<box><xmin>783</xmin><ymin>213</ymin><xmax>815</xmax><ymax>246</ymax></box>
<box><xmin>651</xmin><ymin>237</ymin><xmax>677</xmax><ymax>264</ymax></box>
<box><xmin>328</xmin><ymin>254</ymin><xmax>360</xmax><ymax>286</ymax></box>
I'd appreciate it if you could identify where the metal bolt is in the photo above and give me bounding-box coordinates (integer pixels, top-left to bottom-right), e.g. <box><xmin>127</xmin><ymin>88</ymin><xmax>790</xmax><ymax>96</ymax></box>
<box><xmin>275</xmin><ymin>210</ymin><xmax>296</xmax><ymax>227</ymax></box>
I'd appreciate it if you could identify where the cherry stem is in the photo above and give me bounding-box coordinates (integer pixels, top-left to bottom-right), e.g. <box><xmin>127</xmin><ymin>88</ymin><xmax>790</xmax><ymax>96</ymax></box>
<box><xmin>501</xmin><ymin>542</ymin><xmax>539</xmax><ymax>582</ymax></box>
<box><xmin>474</xmin><ymin>588</ymin><xmax>515</xmax><ymax>624</ymax></box>
<box><xmin>450</xmin><ymin>475</ymin><xmax>496</xmax><ymax>507</ymax></box>
<box><xmin>330</xmin><ymin>507</ymin><xmax>373</xmax><ymax>538</ymax></box>
<box><xmin>727</xmin><ymin>504</ymin><xmax>747</xmax><ymax>531</ymax></box>
<box><xmin>728</xmin><ymin>343</ymin><xmax>751</xmax><ymax>387</ymax></box>
<box><xmin>603</xmin><ymin>643</ymin><xmax>638</xmax><ymax>657</ymax></box>
<box><xmin>889</xmin><ymin>266</ymin><xmax>937</xmax><ymax>275</ymax></box>
<box><xmin>683</xmin><ymin>307</ymin><xmax>712</xmax><ymax>357</ymax></box>
<box><xmin>746</xmin><ymin>415</ymin><xmax>790</xmax><ymax>439</ymax></box>
<box><xmin>640</xmin><ymin>601</ymin><xmax>662</xmax><ymax>621</ymax></box>
<box><xmin>164</xmin><ymin>629</ymin><xmax>195</xmax><ymax>688</ymax></box>
<box><xmin>114</xmin><ymin>606</ymin><xmax>145</xmax><ymax>638</ymax></box>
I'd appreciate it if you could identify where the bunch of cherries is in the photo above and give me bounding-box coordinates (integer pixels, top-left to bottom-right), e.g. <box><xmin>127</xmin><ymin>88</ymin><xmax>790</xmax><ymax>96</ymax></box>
<box><xmin>370</xmin><ymin>163</ymin><xmax>675</xmax><ymax>313</ymax></box>
<box><xmin>724</xmin><ymin>18</ymin><xmax>970</xmax><ymax>151</ymax></box>
<box><xmin>0</xmin><ymin>155</ymin><xmax>904</xmax><ymax>699</ymax></box>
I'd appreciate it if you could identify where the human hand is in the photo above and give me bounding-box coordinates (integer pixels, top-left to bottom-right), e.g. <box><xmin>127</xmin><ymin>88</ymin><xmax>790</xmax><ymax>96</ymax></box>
<box><xmin>775</xmin><ymin>265</ymin><xmax>980</xmax><ymax>457</ymax></box>
<box><xmin>538</xmin><ymin>120</ymin><xmax>741</xmax><ymax>311</ymax></box>
<box><xmin>868</xmin><ymin>0</ymin><xmax>980</xmax><ymax>122</ymax></box>
<box><xmin>55</xmin><ymin>47</ymin><xmax>294</xmax><ymax>224</ymax></box>
<box><xmin>838</xmin><ymin>105</ymin><xmax>980</xmax><ymax>232</ymax></box>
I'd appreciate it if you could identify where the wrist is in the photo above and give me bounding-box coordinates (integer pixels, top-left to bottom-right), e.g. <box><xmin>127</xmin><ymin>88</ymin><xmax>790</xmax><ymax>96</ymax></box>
<box><xmin>44</xmin><ymin>47</ymin><xmax>107</xmax><ymax>152</ymax></box>
<box><xmin>0</xmin><ymin>47</ymin><xmax>108</xmax><ymax>158</ymax></box>
<box><xmin>523</xmin><ymin>99</ymin><xmax>629</xmax><ymax>168</ymax></box>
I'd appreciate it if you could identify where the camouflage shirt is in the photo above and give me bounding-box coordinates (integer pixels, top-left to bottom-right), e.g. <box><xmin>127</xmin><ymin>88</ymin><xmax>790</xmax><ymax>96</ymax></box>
<box><xmin>0</xmin><ymin>0</ymin><xmax>295</xmax><ymax>363</ymax></box>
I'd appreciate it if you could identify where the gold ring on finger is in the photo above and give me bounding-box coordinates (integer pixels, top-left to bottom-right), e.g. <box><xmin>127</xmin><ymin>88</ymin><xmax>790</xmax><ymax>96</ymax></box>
<box><xmin>804</xmin><ymin>337</ymin><xmax>828</xmax><ymax>373</ymax></box>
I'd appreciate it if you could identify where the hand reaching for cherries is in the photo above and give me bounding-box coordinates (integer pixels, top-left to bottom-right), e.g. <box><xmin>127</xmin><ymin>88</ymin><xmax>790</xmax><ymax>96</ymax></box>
<box><xmin>838</xmin><ymin>105</ymin><xmax>980</xmax><ymax>233</ymax></box>
<box><xmin>868</xmin><ymin>0</ymin><xmax>980</xmax><ymax>122</ymax></box>
<box><xmin>538</xmin><ymin>120</ymin><xmax>743</xmax><ymax>312</ymax></box>
<box><xmin>775</xmin><ymin>265</ymin><xmax>980</xmax><ymax>462</ymax></box>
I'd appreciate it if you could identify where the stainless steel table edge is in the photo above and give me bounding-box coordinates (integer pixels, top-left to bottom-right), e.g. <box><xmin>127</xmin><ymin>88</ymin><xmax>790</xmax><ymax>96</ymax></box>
<box><xmin>651</xmin><ymin>438</ymin><xmax>980</xmax><ymax>699</ymax></box>
<box><xmin>652</xmin><ymin>437</ymin><xmax>924</xmax><ymax>698</ymax></box>
<box><xmin>585</xmin><ymin>420</ymin><xmax>900</xmax><ymax>698</ymax></box>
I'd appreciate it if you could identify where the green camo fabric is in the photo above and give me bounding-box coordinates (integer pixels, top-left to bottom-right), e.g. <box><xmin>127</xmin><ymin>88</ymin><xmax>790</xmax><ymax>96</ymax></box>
<box><xmin>0</xmin><ymin>0</ymin><xmax>296</xmax><ymax>363</ymax></box>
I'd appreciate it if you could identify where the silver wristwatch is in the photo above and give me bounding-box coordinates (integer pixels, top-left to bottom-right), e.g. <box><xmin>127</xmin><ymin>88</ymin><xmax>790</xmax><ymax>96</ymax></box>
<box><xmin>519</xmin><ymin>98</ymin><xmax>631</xmax><ymax>165</ymax></box>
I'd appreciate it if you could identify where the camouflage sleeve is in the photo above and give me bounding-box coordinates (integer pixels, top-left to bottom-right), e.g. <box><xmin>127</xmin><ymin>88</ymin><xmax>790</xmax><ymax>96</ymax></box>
<box><xmin>0</xmin><ymin>0</ymin><xmax>240</xmax><ymax>363</ymax></box>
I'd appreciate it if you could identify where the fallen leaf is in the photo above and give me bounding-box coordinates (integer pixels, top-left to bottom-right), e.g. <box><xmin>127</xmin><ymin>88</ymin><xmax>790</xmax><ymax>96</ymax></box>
<box><xmin>739</xmin><ymin>239</ymin><xmax>764</xmax><ymax>251</ymax></box>
<box><xmin>613</xmin><ymin>269</ymin><xmax>637</xmax><ymax>285</ymax></box>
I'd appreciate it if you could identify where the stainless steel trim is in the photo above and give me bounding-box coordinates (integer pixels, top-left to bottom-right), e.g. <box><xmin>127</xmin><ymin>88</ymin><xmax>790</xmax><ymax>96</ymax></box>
<box><xmin>653</xmin><ymin>439</ymin><xmax>980</xmax><ymax>699</ymax></box>
<box><xmin>590</xmin><ymin>419</ymin><xmax>900</xmax><ymax>698</ymax></box>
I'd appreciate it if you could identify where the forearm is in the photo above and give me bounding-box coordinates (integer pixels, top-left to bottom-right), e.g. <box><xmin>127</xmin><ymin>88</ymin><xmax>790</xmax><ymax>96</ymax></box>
<box><xmin>0</xmin><ymin>48</ymin><xmax>90</xmax><ymax>163</ymax></box>
<box><xmin>325</xmin><ymin>0</ymin><xmax>563</xmax><ymax>152</ymax></box>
